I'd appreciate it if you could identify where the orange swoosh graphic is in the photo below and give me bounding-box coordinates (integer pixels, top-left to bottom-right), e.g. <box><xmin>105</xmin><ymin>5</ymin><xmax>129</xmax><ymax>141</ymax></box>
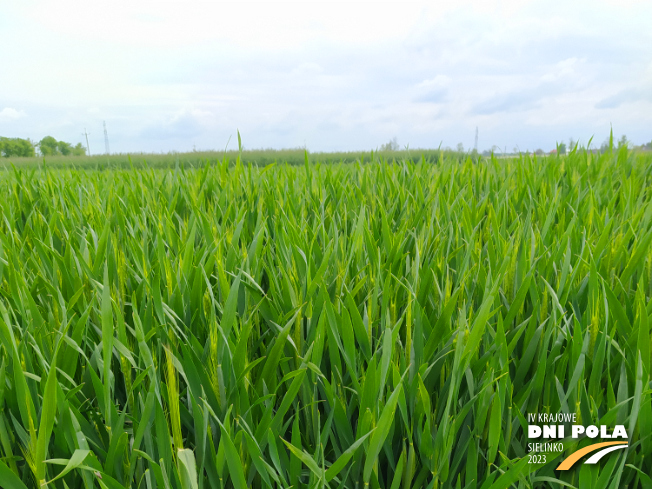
<box><xmin>556</xmin><ymin>442</ymin><xmax>628</xmax><ymax>470</ymax></box>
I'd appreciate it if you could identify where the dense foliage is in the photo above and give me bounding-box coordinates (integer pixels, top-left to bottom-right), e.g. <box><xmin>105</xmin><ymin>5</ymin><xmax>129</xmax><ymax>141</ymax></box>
<box><xmin>0</xmin><ymin>148</ymin><xmax>652</xmax><ymax>488</ymax></box>
<box><xmin>0</xmin><ymin>136</ymin><xmax>86</xmax><ymax>158</ymax></box>
<box><xmin>37</xmin><ymin>136</ymin><xmax>86</xmax><ymax>157</ymax></box>
<box><xmin>0</xmin><ymin>137</ymin><xmax>35</xmax><ymax>158</ymax></box>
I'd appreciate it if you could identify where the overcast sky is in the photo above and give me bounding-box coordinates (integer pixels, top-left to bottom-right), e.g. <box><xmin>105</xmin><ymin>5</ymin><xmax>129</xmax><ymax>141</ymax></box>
<box><xmin>1</xmin><ymin>0</ymin><xmax>651</xmax><ymax>153</ymax></box>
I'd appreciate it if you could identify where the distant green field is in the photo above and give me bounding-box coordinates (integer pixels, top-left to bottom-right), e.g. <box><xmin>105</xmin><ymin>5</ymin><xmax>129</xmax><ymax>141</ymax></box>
<box><xmin>0</xmin><ymin>148</ymin><xmax>458</xmax><ymax>170</ymax></box>
<box><xmin>1</xmin><ymin>147</ymin><xmax>651</xmax><ymax>488</ymax></box>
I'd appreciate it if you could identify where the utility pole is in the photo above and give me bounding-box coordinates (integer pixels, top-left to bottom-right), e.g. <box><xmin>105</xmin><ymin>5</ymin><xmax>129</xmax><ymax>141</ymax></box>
<box><xmin>474</xmin><ymin>126</ymin><xmax>478</xmax><ymax>153</ymax></box>
<box><xmin>103</xmin><ymin>121</ymin><xmax>110</xmax><ymax>155</ymax></box>
<box><xmin>82</xmin><ymin>128</ymin><xmax>91</xmax><ymax>156</ymax></box>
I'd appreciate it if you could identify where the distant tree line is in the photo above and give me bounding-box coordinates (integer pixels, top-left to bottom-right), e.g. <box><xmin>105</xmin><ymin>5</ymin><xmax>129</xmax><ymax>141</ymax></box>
<box><xmin>0</xmin><ymin>137</ymin><xmax>35</xmax><ymax>157</ymax></box>
<box><xmin>0</xmin><ymin>136</ymin><xmax>86</xmax><ymax>157</ymax></box>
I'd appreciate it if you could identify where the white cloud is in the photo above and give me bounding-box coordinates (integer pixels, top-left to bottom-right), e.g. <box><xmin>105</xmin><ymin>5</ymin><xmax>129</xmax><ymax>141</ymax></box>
<box><xmin>0</xmin><ymin>108</ymin><xmax>26</xmax><ymax>122</ymax></box>
<box><xmin>417</xmin><ymin>76</ymin><xmax>452</xmax><ymax>90</ymax></box>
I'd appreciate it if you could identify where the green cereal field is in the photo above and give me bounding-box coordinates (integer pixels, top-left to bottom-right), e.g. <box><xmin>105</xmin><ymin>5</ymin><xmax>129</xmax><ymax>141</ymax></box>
<box><xmin>1</xmin><ymin>146</ymin><xmax>652</xmax><ymax>488</ymax></box>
